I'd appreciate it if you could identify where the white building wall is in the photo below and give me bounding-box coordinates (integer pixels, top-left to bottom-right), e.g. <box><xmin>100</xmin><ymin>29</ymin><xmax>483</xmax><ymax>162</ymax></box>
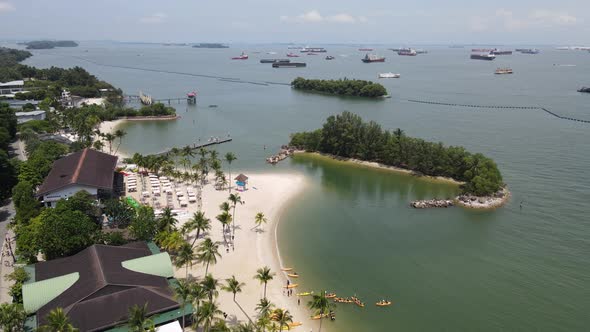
<box><xmin>43</xmin><ymin>184</ymin><xmax>98</xmax><ymax>208</ymax></box>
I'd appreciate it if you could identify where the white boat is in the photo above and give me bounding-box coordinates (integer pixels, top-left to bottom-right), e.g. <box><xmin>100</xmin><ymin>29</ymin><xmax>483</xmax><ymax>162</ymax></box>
<box><xmin>378</xmin><ymin>72</ymin><xmax>401</xmax><ymax>78</ymax></box>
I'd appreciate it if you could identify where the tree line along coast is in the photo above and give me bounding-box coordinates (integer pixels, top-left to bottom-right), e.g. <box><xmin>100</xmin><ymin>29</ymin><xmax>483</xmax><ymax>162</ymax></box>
<box><xmin>289</xmin><ymin>112</ymin><xmax>507</xmax><ymax>201</ymax></box>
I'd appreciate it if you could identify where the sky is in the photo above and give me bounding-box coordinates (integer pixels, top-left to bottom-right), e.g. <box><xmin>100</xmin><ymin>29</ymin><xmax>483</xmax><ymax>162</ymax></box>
<box><xmin>0</xmin><ymin>0</ymin><xmax>588</xmax><ymax>45</ymax></box>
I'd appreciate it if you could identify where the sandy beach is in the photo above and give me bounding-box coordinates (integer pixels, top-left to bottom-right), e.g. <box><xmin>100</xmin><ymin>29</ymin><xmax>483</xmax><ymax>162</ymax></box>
<box><xmin>123</xmin><ymin>168</ymin><xmax>318</xmax><ymax>329</ymax></box>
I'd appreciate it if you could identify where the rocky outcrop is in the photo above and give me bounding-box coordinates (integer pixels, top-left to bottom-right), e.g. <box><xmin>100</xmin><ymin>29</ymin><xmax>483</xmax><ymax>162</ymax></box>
<box><xmin>266</xmin><ymin>146</ymin><xmax>300</xmax><ymax>165</ymax></box>
<box><xmin>455</xmin><ymin>187</ymin><xmax>510</xmax><ymax>209</ymax></box>
<box><xmin>411</xmin><ymin>199</ymin><xmax>454</xmax><ymax>209</ymax></box>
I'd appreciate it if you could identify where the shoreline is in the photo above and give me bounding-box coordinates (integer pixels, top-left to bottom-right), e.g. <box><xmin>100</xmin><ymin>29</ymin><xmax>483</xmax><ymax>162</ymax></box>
<box><xmin>296</xmin><ymin>151</ymin><xmax>464</xmax><ymax>186</ymax></box>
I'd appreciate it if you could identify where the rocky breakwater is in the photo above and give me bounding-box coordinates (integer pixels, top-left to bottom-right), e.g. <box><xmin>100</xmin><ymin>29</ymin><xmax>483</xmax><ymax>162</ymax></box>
<box><xmin>411</xmin><ymin>199</ymin><xmax>454</xmax><ymax>208</ymax></box>
<box><xmin>455</xmin><ymin>187</ymin><xmax>510</xmax><ymax>209</ymax></box>
<box><xmin>266</xmin><ymin>146</ymin><xmax>301</xmax><ymax>165</ymax></box>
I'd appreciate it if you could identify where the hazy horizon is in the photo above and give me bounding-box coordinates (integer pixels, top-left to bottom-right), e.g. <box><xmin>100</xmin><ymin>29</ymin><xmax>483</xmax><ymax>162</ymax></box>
<box><xmin>0</xmin><ymin>0</ymin><xmax>588</xmax><ymax>45</ymax></box>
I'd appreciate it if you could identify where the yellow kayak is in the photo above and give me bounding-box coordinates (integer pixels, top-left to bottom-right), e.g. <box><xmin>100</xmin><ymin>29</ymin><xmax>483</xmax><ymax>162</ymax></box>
<box><xmin>281</xmin><ymin>267</ymin><xmax>293</xmax><ymax>271</ymax></box>
<box><xmin>283</xmin><ymin>284</ymin><xmax>298</xmax><ymax>289</ymax></box>
<box><xmin>287</xmin><ymin>273</ymin><xmax>299</xmax><ymax>278</ymax></box>
<box><xmin>376</xmin><ymin>301</ymin><xmax>392</xmax><ymax>307</ymax></box>
<box><xmin>311</xmin><ymin>313</ymin><xmax>329</xmax><ymax>320</ymax></box>
<box><xmin>296</xmin><ymin>291</ymin><xmax>314</xmax><ymax>296</ymax></box>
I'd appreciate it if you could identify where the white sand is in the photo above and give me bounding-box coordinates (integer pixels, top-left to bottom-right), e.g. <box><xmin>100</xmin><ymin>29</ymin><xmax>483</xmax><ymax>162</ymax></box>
<box><xmin>124</xmin><ymin>171</ymin><xmax>319</xmax><ymax>328</ymax></box>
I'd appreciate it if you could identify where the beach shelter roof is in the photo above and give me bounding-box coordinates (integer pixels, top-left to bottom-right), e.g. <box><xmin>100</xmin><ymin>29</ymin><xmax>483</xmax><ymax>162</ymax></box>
<box><xmin>235</xmin><ymin>173</ymin><xmax>249</xmax><ymax>182</ymax></box>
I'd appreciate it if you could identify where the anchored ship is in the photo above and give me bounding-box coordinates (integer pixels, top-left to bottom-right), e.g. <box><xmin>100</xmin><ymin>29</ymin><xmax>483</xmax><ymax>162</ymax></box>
<box><xmin>362</xmin><ymin>53</ymin><xmax>385</xmax><ymax>63</ymax></box>
<box><xmin>398</xmin><ymin>48</ymin><xmax>417</xmax><ymax>56</ymax></box>
<box><xmin>491</xmin><ymin>49</ymin><xmax>513</xmax><ymax>55</ymax></box>
<box><xmin>378</xmin><ymin>73</ymin><xmax>401</xmax><ymax>78</ymax></box>
<box><xmin>272</xmin><ymin>62</ymin><xmax>306</xmax><ymax>68</ymax></box>
<box><xmin>495</xmin><ymin>68</ymin><xmax>513</xmax><ymax>74</ymax></box>
<box><xmin>260</xmin><ymin>59</ymin><xmax>290</xmax><ymax>63</ymax></box>
<box><xmin>470</xmin><ymin>53</ymin><xmax>496</xmax><ymax>60</ymax></box>
<box><xmin>300</xmin><ymin>47</ymin><xmax>327</xmax><ymax>53</ymax></box>
<box><xmin>231</xmin><ymin>52</ymin><xmax>248</xmax><ymax>60</ymax></box>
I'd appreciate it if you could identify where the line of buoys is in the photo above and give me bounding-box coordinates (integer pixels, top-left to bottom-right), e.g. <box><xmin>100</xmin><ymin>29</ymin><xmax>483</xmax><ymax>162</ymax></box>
<box><xmin>406</xmin><ymin>100</ymin><xmax>589</xmax><ymax>124</ymax></box>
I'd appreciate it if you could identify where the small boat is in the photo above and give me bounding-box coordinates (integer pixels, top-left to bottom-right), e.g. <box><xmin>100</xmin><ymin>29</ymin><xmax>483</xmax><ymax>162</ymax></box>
<box><xmin>272</xmin><ymin>62</ymin><xmax>306</xmax><ymax>68</ymax></box>
<box><xmin>286</xmin><ymin>53</ymin><xmax>300</xmax><ymax>57</ymax></box>
<box><xmin>325</xmin><ymin>55</ymin><xmax>335</xmax><ymax>60</ymax></box>
<box><xmin>267</xmin><ymin>51</ymin><xmax>277</xmax><ymax>55</ymax></box>
<box><xmin>378</xmin><ymin>72</ymin><xmax>401</xmax><ymax>78</ymax></box>
<box><xmin>495</xmin><ymin>68</ymin><xmax>513</xmax><ymax>75</ymax></box>
<box><xmin>281</xmin><ymin>267</ymin><xmax>293</xmax><ymax>271</ymax></box>
<box><xmin>578</xmin><ymin>87</ymin><xmax>590</xmax><ymax>93</ymax></box>
<box><xmin>311</xmin><ymin>313</ymin><xmax>329</xmax><ymax>320</ymax></box>
<box><xmin>231</xmin><ymin>52</ymin><xmax>248</xmax><ymax>60</ymax></box>
<box><xmin>283</xmin><ymin>284</ymin><xmax>298</xmax><ymax>289</ymax></box>
<box><xmin>260</xmin><ymin>59</ymin><xmax>290</xmax><ymax>63</ymax></box>
<box><xmin>325</xmin><ymin>293</ymin><xmax>337</xmax><ymax>299</ymax></box>
<box><xmin>296</xmin><ymin>291</ymin><xmax>314</xmax><ymax>296</ymax></box>
<box><xmin>282</xmin><ymin>322</ymin><xmax>302</xmax><ymax>330</ymax></box>
<box><xmin>376</xmin><ymin>300</ymin><xmax>392</xmax><ymax>307</ymax></box>
<box><xmin>287</xmin><ymin>273</ymin><xmax>299</xmax><ymax>278</ymax></box>
<box><xmin>208</xmin><ymin>105</ymin><xmax>218</xmax><ymax>108</ymax></box>
<box><xmin>307</xmin><ymin>52</ymin><xmax>318</xmax><ymax>55</ymax></box>
<box><xmin>397</xmin><ymin>48</ymin><xmax>417</xmax><ymax>56</ymax></box>
<box><xmin>358</xmin><ymin>48</ymin><xmax>374</xmax><ymax>51</ymax></box>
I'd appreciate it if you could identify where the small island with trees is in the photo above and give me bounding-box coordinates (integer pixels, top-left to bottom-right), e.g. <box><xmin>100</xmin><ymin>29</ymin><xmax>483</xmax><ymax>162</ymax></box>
<box><xmin>20</xmin><ymin>40</ymin><xmax>79</xmax><ymax>49</ymax></box>
<box><xmin>291</xmin><ymin>77</ymin><xmax>388</xmax><ymax>98</ymax></box>
<box><xmin>289</xmin><ymin>112</ymin><xmax>509</xmax><ymax>208</ymax></box>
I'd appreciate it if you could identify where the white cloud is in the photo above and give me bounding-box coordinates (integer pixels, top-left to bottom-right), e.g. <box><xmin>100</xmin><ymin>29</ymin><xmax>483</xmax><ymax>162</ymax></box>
<box><xmin>0</xmin><ymin>1</ymin><xmax>15</xmax><ymax>13</ymax></box>
<box><xmin>139</xmin><ymin>13</ymin><xmax>167</xmax><ymax>24</ymax></box>
<box><xmin>469</xmin><ymin>8</ymin><xmax>577</xmax><ymax>31</ymax></box>
<box><xmin>280</xmin><ymin>10</ymin><xmax>366</xmax><ymax>24</ymax></box>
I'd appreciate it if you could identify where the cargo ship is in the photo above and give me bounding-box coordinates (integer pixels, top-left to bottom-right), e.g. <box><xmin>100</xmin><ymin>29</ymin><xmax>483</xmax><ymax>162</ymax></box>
<box><xmin>300</xmin><ymin>47</ymin><xmax>327</xmax><ymax>53</ymax></box>
<box><xmin>470</xmin><ymin>53</ymin><xmax>496</xmax><ymax>60</ymax></box>
<box><xmin>495</xmin><ymin>68</ymin><xmax>513</xmax><ymax>74</ymax></box>
<box><xmin>260</xmin><ymin>59</ymin><xmax>290</xmax><ymax>63</ymax></box>
<box><xmin>231</xmin><ymin>52</ymin><xmax>248</xmax><ymax>60</ymax></box>
<box><xmin>472</xmin><ymin>48</ymin><xmax>493</xmax><ymax>52</ymax></box>
<box><xmin>272</xmin><ymin>62</ymin><xmax>306</xmax><ymax>68</ymax></box>
<box><xmin>518</xmin><ymin>48</ymin><xmax>540</xmax><ymax>54</ymax></box>
<box><xmin>398</xmin><ymin>48</ymin><xmax>417</xmax><ymax>56</ymax></box>
<box><xmin>378</xmin><ymin>72</ymin><xmax>401</xmax><ymax>78</ymax></box>
<box><xmin>362</xmin><ymin>53</ymin><xmax>386</xmax><ymax>63</ymax></box>
<box><xmin>193</xmin><ymin>43</ymin><xmax>229</xmax><ymax>48</ymax></box>
<box><xmin>491</xmin><ymin>49</ymin><xmax>513</xmax><ymax>55</ymax></box>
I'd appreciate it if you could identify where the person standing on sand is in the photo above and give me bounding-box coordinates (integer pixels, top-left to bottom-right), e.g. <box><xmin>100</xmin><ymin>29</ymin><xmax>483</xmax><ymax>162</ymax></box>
<box><xmin>298</xmin><ymin>298</ymin><xmax>300</xmax><ymax>306</ymax></box>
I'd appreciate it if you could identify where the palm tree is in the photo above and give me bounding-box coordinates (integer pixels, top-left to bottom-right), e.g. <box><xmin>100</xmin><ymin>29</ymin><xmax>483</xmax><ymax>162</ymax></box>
<box><xmin>254</xmin><ymin>212</ymin><xmax>267</xmax><ymax>230</ymax></box>
<box><xmin>224</xmin><ymin>152</ymin><xmax>237</xmax><ymax>192</ymax></box>
<box><xmin>103</xmin><ymin>132</ymin><xmax>116</xmax><ymax>154</ymax></box>
<box><xmin>308</xmin><ymin>291</ymin><xmax>335</xmax><ymax>332</ymax></box>
<box><xmin>128</xmin><ymin>303</ymin><xmax>154</xmax><ymax>332</ymax></box>
<box><xmin>215</xmin><ymin>211</ymin><xmax>232</xmax><ymax>244</ymax></box>
<box><xmin>158</xmin><ymin>231</ymin><xmax>185</xmax><ymax>254</ymax></box>
<box><xmin>182</xmin><ymin>211</ymin><xmax>211</xmax><ymax>248</ymax></box>
<box><xmin>113</xmin><ymin>129</ymin><xmax>127</xmax><ymax>154</ymax></box>
<box><xmin>201</xmin><ymin>274</ymin><xmax>220</xmax><ymax>302</ymax></box>
<box><xmin>174</xmin><ymin>279</ymin><xmax>194</xmax><ymax>332</ymax></box>
<box><xmin>254</xmin><ymin>266</ymin><xmax>275</xmax><ymax>299</ymax></box>
<box><xmin>222</xmin><ymin>275</ymin><xmax>245</xmax><ymax>302</ymax></box>
<box><xmin>271</xmin><ymin>309</ymin><xmax>293</xmax><ymax>331</ymax></box>
<box><xmin>190</xmin><ymin>282</ymin><xmax>207</xmax><ymax>332</ymax></box>
<box><xmin>157</xmin><ymin>207</ymin><xmax>178</xmax><ymax>233</ymax></box>
<box><xmin>255</xmin><ymin>298</ymin><xmax>274</xmax><ymax>318</ymax></box>
<box><xmin>196</xmin><ymin>301</ymin><xmax>223</xmax><ymax>332</ymax></box>
<box><xmin>175</xmin><ymin>242</ymin><xmax>196</xmax><ymax>279</ymax></box>
<box><xmin>38</xmin><ymin>308</ymin><xmax>77</xmax><ymax>332</ymax></box>
<box><xmin>197</xmin><ymin>238</ymin><xmax>222</xmax><ymax>275</ymax></box>
<box><xmin>228</xmin><ymin>193</ymin><xmax>243</xmax><ymax>240</ymax></box>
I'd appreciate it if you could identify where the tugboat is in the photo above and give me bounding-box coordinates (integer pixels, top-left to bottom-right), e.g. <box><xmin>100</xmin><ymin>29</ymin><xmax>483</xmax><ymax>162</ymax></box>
<box><xmin>231</xmin><ymin>52</ymin><xmax>248</xmax><ymax>60</ymax></box>
<box><xmin>495</xmin><ymin>68</ymin><xmax>513</xmax><ymax>74</ymax></box>
<box><xmin>362</xmin><ymin>53</ymin><xmax>385</xmax><ymax>63</ymax></box>
<box><xmin>325</xmin><ymin>55</ymin><xmax>335</xmax><ymax>60</ymax></box>
<box><xmin>470</xmin><ymin>53</ymin><xmax>496</xmax><ymax>60</ymax></box>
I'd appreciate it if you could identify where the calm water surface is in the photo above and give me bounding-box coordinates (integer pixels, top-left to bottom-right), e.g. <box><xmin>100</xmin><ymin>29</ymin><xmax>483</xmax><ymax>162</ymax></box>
<box><xmin>16</xmin><ymin>42</ymin><xmax>590</xmax><ymax>331</ymax></box>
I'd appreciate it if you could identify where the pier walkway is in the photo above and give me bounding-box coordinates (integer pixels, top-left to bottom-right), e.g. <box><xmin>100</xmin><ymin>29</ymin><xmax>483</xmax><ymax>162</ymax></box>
<box><xmin>154</xmin><ymin>136</ymin><xmax>232</xmax><ymax>156</ymax></box>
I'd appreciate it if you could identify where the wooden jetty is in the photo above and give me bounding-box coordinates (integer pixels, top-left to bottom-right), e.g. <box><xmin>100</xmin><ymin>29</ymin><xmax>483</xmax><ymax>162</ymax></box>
<box><xmin>155</xmin><ymin>136</ymin><xmax>232</xmax><ymax>156</ymax></box>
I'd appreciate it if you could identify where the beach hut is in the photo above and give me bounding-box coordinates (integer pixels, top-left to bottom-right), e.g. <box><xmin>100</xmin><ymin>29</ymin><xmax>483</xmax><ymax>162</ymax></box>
<box><xmin>235</xmin><ymin>173</ymin><xmax>249</xmax><ymax>191</ymax></box>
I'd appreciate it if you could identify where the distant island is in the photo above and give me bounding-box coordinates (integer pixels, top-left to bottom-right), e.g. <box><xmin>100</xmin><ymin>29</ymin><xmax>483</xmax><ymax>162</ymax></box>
<box><xmin>291</xmin><ymin>77</ymin><xmax>388</xmax><ymax>98</ymax></box>
<box><xmin>289</xmin><ymin>111</ymin><xmax>505</xmax><ymax>198</ymax></box>
<box><xmin>21</xmin><ymin>40</ymin><xmax>78</xmax><ymax>49</ymax></box>
<box><xmin>192</xmin><ymin>43</ymin><xmax>229</xmax><ymax>48</ymax></box>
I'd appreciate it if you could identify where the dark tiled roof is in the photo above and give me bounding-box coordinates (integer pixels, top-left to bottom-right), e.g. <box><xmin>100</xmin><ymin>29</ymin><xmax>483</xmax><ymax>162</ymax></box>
<box><xmin>37</xmin><ymin>148</ymin><xmax>118</xmax><ymax>196</ymax></box>
<box><xmin>234</xmin><ymin>173</ymin><xmax>248</xmax><ymax>182</ymax></box>
<box><xmin>34</xmin><ymin>243</ymin><xmax>179</xmax><ymax>332</ymax></box>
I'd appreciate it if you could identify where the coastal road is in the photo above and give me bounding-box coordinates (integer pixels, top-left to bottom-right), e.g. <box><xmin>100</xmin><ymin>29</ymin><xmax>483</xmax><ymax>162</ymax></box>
<box><xmin>0</xmin><ymin>140</ymin><xmax>27</xmax><ymax>303</ymax></box>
